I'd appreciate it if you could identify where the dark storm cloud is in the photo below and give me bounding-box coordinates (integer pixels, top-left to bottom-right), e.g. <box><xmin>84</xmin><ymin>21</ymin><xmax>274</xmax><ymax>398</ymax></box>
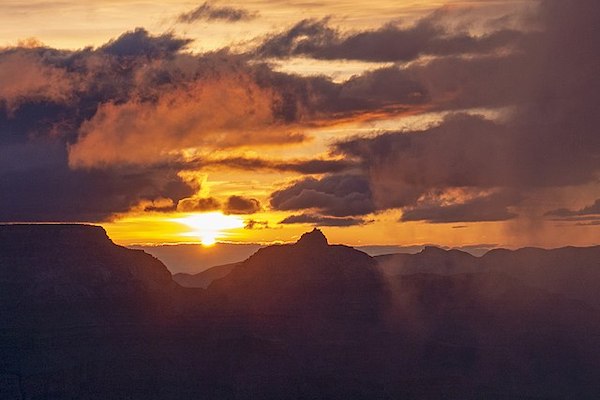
<box><xmin>177</xmin><ymin>197</ymin><xmax>221</xmax><ymax>212</ymax></box>
<box><xmin>0</xmin><ymin>145</ymin><xmax>192</xmax><ymax>222</ymax></box>
<box><xmin>101</xmin><ymin>28</ymin><xmax>192</xmax><ymax>58</ymax></box>
<box><xmin>337</xmin><ymin>114</ymin><xmax>516</xmax><ymax>184</ymax></box>
<box><xmin>404</xmin><ymin>52</ymin><xmax>533</xmax><ymax>111</ymax></box>
<box><xmin>339</xmin><ymin>67</ymin><xmax>428</xmax><ymax>106</ymax></box>
<box><xmin>279</xmin><ymin>214</ymin><xmax>366</xmax><ymax>227</ymax></box>
<box><xmin>251</xmin><ymin>64</ymin><xmax>428</xmax><ymax>123</ymax></box>
<box><xmin>400</xmin><ymin>191</ymin><xmax>521</xmax><ymax>223</ymax></box>
<box><xmin>177</xmin><ymin>2</ymin><xmax>257</xmax><ymax>23</ymax></box>
<box><xmin>332</xmin><ymin>110</ymin><xmax>597</xmax><ymax>220</ymax></box>
<box><xmin>546</xmin><ymin>199</ymin><xmax>600</xmax><ymax>218</ymax></box>
<box><xmin>256</xmin><ymin>15</ymin><xmax>523</xmax><ymax>62</ymax></box>
<box><xmin>321</xmin><ymin>0</ymin><xmax>600</xmax><ymax>223</ymax></box>
<box><xmin>0</xmin><ymin>100</ymin><xmax>72</xmax><ymax>145</ymax></box>
<box><xmin>224</xmin><ymin>196</ymin><xmax>261</xmax><ymax>215</ymax></box>
<box><xmin>270</xmin><ymin>174</ymin><xmax>375</xmax><ymax>217</ymax></box>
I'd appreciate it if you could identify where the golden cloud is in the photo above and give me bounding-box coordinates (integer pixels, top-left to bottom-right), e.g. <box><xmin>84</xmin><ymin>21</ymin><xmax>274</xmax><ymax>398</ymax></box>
<box><xmin>68</xmin><ymin>73</ymin><xmax>304</xmax><ymax>168</ymax></box>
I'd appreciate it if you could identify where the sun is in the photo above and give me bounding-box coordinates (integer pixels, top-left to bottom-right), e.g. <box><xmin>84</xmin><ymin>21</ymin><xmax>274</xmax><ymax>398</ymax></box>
<box><xmin>175</xmin><ymin>212</ymin><xmax>245</xmax><ymax>246</ymax></box>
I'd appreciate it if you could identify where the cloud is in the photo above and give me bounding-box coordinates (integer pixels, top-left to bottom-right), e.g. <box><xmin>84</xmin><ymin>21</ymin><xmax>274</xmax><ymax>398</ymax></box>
<box><xmin>224</xmin><ymin>195</ymin><xmax>261</xmax><ymax>215</ymax></box>
<box><xmin>270</xmin><ymin>174</ymin><xmax>375</xmax><ymax>217</ymax></box>
<box><xmin>400</xmin><ymin>191</ymin><xmax>521</xmax><ymax>223</ymax></box>
<box><xmin>546</xmin><ymin>199</ymin><xmax>600</xmax><ymax>218</ymax></box>
<box><xmin>328</xmin><ymin>0</ymin><xmax>600</xmax><ymax>222</ymax></box>
<box><xmin>279</xmin><ymin>213</ymin><xmax>366</xmax><ymax>227</ymax></box>
<box><xmin>177</xmin><ymin>197</ymin><xmax>221</xmax><ymax>212</ymax></box>
<box><xmin>0</xmin><ymin>145</ymin><xmax>193</xmax><ymax>222</ymax></box>
<box><xmin>251</xmin><ymin>63</ymin><xmax>429</xmax><ymax>123</ymax></box>
<box><xmin>338</xmin><ymin>66</ymin><xmax>428</xmax><ymax>106</ymax></box>
<box><xmin>100</xmin><ymin>28</ymin><xmax>192</xmax><ymax>58</ymax></box>
<box><xmin>177</xmin><ymin>2</ymin><xmax>257</xmax><ymax>23</ymax></box>
<box><xmin>335</xmin><ymin>114</ymin><xmax>513</xmax><ymax>208</ymax></box>
<box><xmin>0</xmin><ymin>50</ymin><xmax>74</xmax><ymax>113</ymax></box>
<box><xmin>244</xmin><ymin>219</ymin><xmax>270</xmax><ymax>230</ymax></box>
<box><xmin>2</xmin><ymin>0</ymin><xmax>599</xmax><ymax>225</ymax></box>
<box><xmin>334</xmin><ymin>110</ymin><xmax>597</xmax><ymax>221</ymax></box>
<box><xmin>68</xmin><ymin>74</ymin><xmax>304</xmax><ymax>168</ymax></box>
<box><xmin>0</xmin><ymin>30</ymin><xmax>428</xmax><ymax>174</ymax></box>
<box><xmin>199</xmin><ymin>156</ymin><xmax>357</xmax><ymax>174</ymax></box>
<box><xmin>256</xmin><ymin>14</ymin><xmax>523</xmax><ymax>62</ymax></box>
<box><xmin>1</xmin><ymin>28</ymin><xmax>393</xmax><ymax>222</ymax></box>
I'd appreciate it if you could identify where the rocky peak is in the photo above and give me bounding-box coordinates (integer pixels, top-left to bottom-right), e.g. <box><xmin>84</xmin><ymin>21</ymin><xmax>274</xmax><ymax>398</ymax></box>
<box><xmin>420</xmin><ymin>246</ymin><xmax>447</xmax><ymax>255</ymax></box>
<box><xmin>296</xmin><ymin>228</ymin><xmax>328</xmax><ymax>248</ymax></box>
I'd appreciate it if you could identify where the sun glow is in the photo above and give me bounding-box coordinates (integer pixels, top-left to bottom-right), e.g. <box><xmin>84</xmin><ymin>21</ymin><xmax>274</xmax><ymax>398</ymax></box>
<box><xmin>174</xmin><ymin>212</ymin><xmax>245</xmax><ymax>246</ymax></box>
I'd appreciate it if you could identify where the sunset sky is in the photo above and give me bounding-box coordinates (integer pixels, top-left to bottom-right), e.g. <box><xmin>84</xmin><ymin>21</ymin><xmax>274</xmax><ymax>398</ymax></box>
<box><xmin>0</xmin><ymin>0</ymin><xmax>598</xmax><ymax>248</ymax></box>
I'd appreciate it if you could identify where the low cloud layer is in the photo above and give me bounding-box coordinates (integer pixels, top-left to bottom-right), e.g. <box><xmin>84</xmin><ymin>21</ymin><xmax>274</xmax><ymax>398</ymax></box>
<box><xmin>257</xmin><ymin>14</ymin><xmax>522</xmax><ymax>62</ymax></box>
<box><xmin>198</xmin><ymin>156</ymin><xmax>357</xmax><ymax>175</ymax></box>
<box><xmin>400</xmin><ymin>191</ymin><xmax>521</xmax><ymax>223</ymax></box>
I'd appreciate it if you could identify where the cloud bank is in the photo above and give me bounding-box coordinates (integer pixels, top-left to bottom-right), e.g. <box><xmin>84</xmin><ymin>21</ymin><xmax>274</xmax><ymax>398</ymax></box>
<box><xmin>1</xmin><ymin>0</ymin><xmax>598</xmax><ymax>230</ymax></box>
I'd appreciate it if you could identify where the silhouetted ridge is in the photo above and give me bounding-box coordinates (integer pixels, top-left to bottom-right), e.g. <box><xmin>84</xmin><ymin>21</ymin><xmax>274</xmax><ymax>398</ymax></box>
<box><xmin>377</xmin><ymin>246</ymin><xmax>478</xmax><ymax>276</ymax></box>
<box><xmin>0</xmin><ymin>224</ymin><xmax>113</xmax><ymax>254</ymax></box>
<box><xmin>0</xmin><ymin>224</ymin><xmax>178</xmax><ymax>328</ymax></box>
<box><xmin>377</xmin><ymin>244</ymin><xmax>600</xmax><ymax>307</ymax></box>
<box><xmin>420</xmin><ymin>245</ymin><xmax>446</xmax><ymax>255</ymax></box>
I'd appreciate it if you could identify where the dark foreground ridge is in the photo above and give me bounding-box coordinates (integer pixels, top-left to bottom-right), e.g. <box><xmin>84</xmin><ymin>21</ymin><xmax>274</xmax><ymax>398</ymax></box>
<box><xmin>1</xmin><ymin>224</ymin><xmax>600</xmax><ymax>399</ymax></box>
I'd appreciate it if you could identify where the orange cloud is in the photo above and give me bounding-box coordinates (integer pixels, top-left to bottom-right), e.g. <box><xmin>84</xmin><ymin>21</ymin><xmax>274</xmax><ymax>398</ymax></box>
<box><xmin>68</xmin><ymin>74</ymin><xmax>304</xmax><ymax>168</ymax></box>
<box><xmin>0</xmin><ymin>52</ymin><xmax>74</xmax><ymax>112</ymax></box>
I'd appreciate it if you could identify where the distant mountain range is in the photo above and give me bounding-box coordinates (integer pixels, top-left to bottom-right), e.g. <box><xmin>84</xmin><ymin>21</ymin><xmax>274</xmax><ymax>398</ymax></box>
<box><xmin>136</xmin><ymin>241</ymin><xmax>494</xmax><ymax>274</ymax></box>
<box><xmin>173</xmin><ymin>262</ymin><xmax>240</xmax><ymax>288</ymax></box>
<box><xmin>176</xmin><ymin>239</ymin><xmax>600</xmax><ymax>308</ymax></box>
<box><xmin>131</xmin><ymin>242</ymin><xmax>263</xmax><ymax>274</ymax></box>
<box><xmin>1</xmin><ymin>224</ymin><xmax>600</xmax><ymax>399</ymax></box>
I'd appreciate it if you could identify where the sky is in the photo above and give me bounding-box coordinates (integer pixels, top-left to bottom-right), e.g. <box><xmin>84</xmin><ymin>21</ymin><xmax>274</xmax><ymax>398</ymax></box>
<box><xmin>0</xmin><ymin>0</ymin><xmax>598</xmax><ymax>249</ymax></box>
